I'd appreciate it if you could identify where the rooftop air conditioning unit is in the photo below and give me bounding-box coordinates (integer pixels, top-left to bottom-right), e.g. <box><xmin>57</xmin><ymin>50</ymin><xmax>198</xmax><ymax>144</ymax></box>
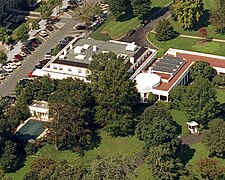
<box><xmin>93</xmin><ymin>45</ymin><xmax>97</xmax><ymax>52</ymax></box>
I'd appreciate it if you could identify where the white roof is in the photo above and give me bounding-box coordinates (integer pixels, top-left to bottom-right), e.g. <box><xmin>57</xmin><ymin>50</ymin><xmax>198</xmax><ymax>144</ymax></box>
<box><xmin>74</xmin><ymin>46</ymin><xmax>83</xmax><ymax>53</ymax></box>
<box><xmin>32</xmin><ymin>69</ymin><xmax>49</xmax><ymax>77</ymax></box>
<box><xmin>135</xmin><ymin>73</ymin><xmax>161</xmax><ymax>93</ymax></box>
<box><xmin>186</xmin><ymin>121</ymin><xmax>199</xmax><ymax>127</ymax></box>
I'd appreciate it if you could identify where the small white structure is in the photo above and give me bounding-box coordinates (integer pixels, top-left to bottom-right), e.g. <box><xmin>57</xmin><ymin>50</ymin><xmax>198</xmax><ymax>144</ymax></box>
<box><xmin>186</xmin><ymin>121</ymin><xmax>199</xmax><ymax>134</ymax></box>
<box><xmin>135</xmin><ymin>73</ymin><xmax>161</xmax><ymax>103</ymax></box>
<box><xmin>29</xmin><ymin>100</ymin><xmax>49</xmax><ymax>121</ymax></box>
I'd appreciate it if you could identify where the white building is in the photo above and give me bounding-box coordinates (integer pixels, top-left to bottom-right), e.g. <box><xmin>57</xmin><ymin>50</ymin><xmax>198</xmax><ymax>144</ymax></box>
<box><xmin>28</xmin><ymin>100</ymin><xmax>49</xmax><ymax>121</ymax></box>
<box><xmin>32</xmin><ymin>38</ymin><xmax>158</xmax><ymax>81</ymax></box>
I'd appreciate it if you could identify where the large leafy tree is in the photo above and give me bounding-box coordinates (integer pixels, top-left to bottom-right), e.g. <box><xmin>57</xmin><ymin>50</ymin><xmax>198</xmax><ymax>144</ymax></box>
<box><xmin>131</xmin><ymin>0</ymin><xmax>151</xmax><ymax>21</ymax></box>
<box><xmin>88</xmin><ymin>52</ymin><xmax>139</xmax><ymax>136</ymax></box>
<box><xmin>148</xmin><ymin>146</ymin><xmax>185</xmax><ymax>180</ymax></box>
<box><xmin>209</xmin><ymin>9</ymin><xmax>225</xmax><ymax>34</ymax></box>
<box><xmin>189</xmin><ymin>61</ymin><xmax>217</xmax><ymax>81</ymax></box>
<box><xmin>0</xmin><ymin>141</ymin><xmax>19</xmax><ymax>173</ymax></box>
<box><xmin>197</xmin><ymin>158</ymin><xmax>225</xmax><ymax>180</ymax></box>
<box><xmin>169</xmin><ymin>85</ymin><xmax>186</xmax><ymax>110</ymax></box>
<box><xmin>155</xmin><ymin>19</ymin><xmax>175</xmax><ymax>41</ymax></box>
<box><xmin>172</xmin><ymin>0</ymin><xmax>204</xmax><ymax>30</ymax></box>
<box><xmin>182</xmin><ymin>77</ymin><xmax>220</xmax><ymax>125</ymax></box>
<box><xmin>49</xmin><ymin>102</ymin><xmax>93</xmax><ymax>152</ymax></box>
<box><xmin>108</xmin><ymin>0</ymin><xmax>126</xmax><ymax>20</ymax></box>
<box><xmin>203</xmin><ymin>119</ymin><xmax>225</xmax><ymax>157</ymax></box>
<box><xmin>16</xmin><ymin>24</ymin><xmax>29</xmax><ymax>42</ymax></box>
<box><xmin>0</xmin><ymin>27</ymin><xmax>10</xmax><ymax>44</ymax></box>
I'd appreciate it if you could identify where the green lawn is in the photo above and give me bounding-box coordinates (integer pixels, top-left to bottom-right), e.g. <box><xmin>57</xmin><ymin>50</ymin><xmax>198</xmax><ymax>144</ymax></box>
<box><xmin>6</xmin><ymin>131</ymin><xmax>144</xmax><ymax>180</ymax></box>
<box><xmin>170</xmin><ymin>109</ymin><xmax>189</xmax><ymax>137</ymax></box>
<box><xmin>90</xmin><ymin>0</ymin><xmax>172</xmax><ymax>40</ymax></box>
<box><xmin>130</xmin><ymin>163</ymin><xmax>152</xmax><ymax>180</ymax></box>
<box><xmin>147</xmin><ymin>32</ymin><xmax>225</xmax><ymax>57</ymax></box>
<box><xmin>217</xmin><ymin>88</ymin><xmax>225</xmax><ymax>104</ymax></box>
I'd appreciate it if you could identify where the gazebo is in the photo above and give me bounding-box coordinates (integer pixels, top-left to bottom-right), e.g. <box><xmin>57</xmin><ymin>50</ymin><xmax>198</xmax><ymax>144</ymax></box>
<box><xmin>186</xmin><ymin>121</ymin><xmax>199</xmax><ymax>134</ymax></box>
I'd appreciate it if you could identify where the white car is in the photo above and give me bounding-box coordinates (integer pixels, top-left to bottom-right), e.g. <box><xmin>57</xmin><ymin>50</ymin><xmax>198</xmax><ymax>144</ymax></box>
<box><xmin>0</xmin><ymin>74</ymin><xmax>4</xmax><ymax>80</ymax></box>
<box><xmin>7</xmin><ymin>63</ymin><xmax>17</xmax><ymax>69</ymax></box>
<box><xmin>19</xmin><ymin>51</ymin><xmax>26</xmax><ymax>57</ymax></box>
<box><xmin>13</xmin><ymin>60</ymin><xmax>22</xmax><ymax>66</ymax></box>
<box><xmin>2</xmin><ymin>66</ymin><xmax>13</xmax><ymax>72</ymax></box>
<box><xmin>39</xmin><ymin>30</ymin><xmax>48</xmax><ymax>37</ymax></box>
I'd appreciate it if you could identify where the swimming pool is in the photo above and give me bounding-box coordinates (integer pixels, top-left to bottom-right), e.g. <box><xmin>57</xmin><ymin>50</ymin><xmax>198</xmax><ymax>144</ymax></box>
<box><xmin>15</xmin><ymin>119</ymin><xmax>45</xmax><ymax>142</ymax></box>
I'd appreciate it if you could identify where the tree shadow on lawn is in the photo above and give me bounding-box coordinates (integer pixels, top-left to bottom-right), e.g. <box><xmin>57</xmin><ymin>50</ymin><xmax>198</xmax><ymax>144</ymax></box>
<box><xmin>117</xmin><ymin>11</ymin><xmax>135</xmax><ymax>22</ymax></box>
<box><xmin>177</xmin><ymin>144</ymin><xmax>195</xmax><ymax>165</ymax></box>
<box><xmin>216</xmin><ymin>102</ymin><xmax>225</xmax><ymax>120</ymax></box>
<box><xmin>193</xmin><ymin>9</ymin><xmax>210</xmax><ymax>31</ymax></box>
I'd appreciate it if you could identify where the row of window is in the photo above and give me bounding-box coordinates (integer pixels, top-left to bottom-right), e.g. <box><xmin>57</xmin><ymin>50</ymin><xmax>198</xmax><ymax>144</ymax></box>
<box><xmin>52</xmin><ymin>65</ymin><xmax>85</xmax><ymax>74</ymax></box>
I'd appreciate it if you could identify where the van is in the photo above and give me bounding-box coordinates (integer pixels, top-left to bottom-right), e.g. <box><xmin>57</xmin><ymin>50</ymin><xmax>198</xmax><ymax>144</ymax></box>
<box><xmin>44</xmin><ymin>54</ymin><xmax>52</xmax><ymax>59</ymax></box>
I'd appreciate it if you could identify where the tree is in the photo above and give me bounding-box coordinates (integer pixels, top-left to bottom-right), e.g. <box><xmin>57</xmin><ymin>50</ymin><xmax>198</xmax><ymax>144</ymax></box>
<box><xmin>203</xmin><ymin>119</ymin><xmax>225</xmax><ymax>157</ymax></box>
<box><xmin>155</xmin><ymin>19</ymin><xmax>175</xmax><ymax>41</ymax></box>
<box><xmin>31</xmin><ymin>20</ymin><xmax>39</xmax><ymax>30</ymax></box>
<box><xmin>148</xmin><ymin>92</ymin><xmax>154</xmax><ymax>105</ymax></box>
<box><xmin>213</xmin><ymin>74</ymin><xmax>225</xmax><ymax>87</ymax></box>
<box><xmin>0</xmin><ymin>141</ymin><xmax>18</xmax><ymax>173</ymax></box>
<box><xmin>85</xmin><ymin>156</ymin><xmax>133</xmax><ymax>180</ymax></box>
<box><xmin>131</xmin><ymin>0</ymin><xmax>151</xmax><ymax>21</ymax></box>
<box><xmin>49</xmin><ymin>102</ymin><xmax>93</xmax><ymax>152</ymax></box>
<box><xmin>197</xmin><ymin>158</ymin><xmax>225</xmax><ymax>180</ymax></box>
<box><xmin>198</xmin><ymin>27</ymin><xmax>208</xmax><ymax>41</ymax></box>
<box><xmin>108</xmin><ymin>0</ymin><xmax>126</xmax><ymax>20</ymax></box>
<box><xmin>209</xmin><ymin>9</ymin><xmax>225</xmax><ymax>34</ymax></box>
<box><xmin>148</xmin><ymin>146</ymin><xmax>185</xmax><ymax>180</ymax></box>
<box><xmin>190</xmin><ymin>61</ymin><xmax>217</xmax><ymax>81</ymax></box>
<box><xmin>0</xmin><ymin>27</ymin><xmax>10</xmax><ymax>44</ymax></box>
<box><xmin>25</xmin><ymin>143</ymin><xmax>38</xmax><ymax>156</ymax></box>
<box><xmin>0</xmin><ymin>50</ymin><xmax>7</xmax><ymax>64</ymax></box>
<box><xmin>169</xmin><ymin>85</ymin><xmax>186</xmax><ymax>110</ymax></box>
<box><xmin>88</xmin><ymin>52</ymin><xmax>139</xmax><ymax>136</ymax></box>
<box><xmin>172</xmin><ymin>0</ymin><xmax>204</xmax><ymax>30</ymax></box>
<box><xmin>182</xmin><ymin>77</ymin><xmax>220</xmax><ymax>125</ymax></box>
<box><xmin>16</xmin><ymin>24</ymin><xmax>29</xmax><ymax>42</ymax></box>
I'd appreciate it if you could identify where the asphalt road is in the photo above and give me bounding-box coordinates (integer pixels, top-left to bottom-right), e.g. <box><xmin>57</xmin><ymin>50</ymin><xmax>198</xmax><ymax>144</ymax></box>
<box><xmin>0</xmin><ymin>17</ymin><xmax>78</xmax><ymax>98</ymax></box>
<box><xmin>120</xmin><ymin>5</ymin><xmax>171</xmax><ymax>48</ymax></box>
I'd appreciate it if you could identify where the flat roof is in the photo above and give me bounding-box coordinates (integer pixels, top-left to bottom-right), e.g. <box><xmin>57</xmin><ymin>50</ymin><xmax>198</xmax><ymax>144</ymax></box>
<box><xmin>29</xmin><ymin>100</ymin><xmax>48</xmax><ymax>109</ymax></box>
<box><xmin>53</xmin><ymin>39</ymin><xmax>145</xmax><ymax>66</ymax></box>
<box><xmin>187</xmin><ymin>121</ymin><xmax>199</xmax><ymax>126</ymax></box>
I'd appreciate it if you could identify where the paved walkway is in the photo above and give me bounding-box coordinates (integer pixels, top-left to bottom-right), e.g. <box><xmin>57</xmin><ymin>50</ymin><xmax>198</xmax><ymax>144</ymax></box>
<box><xmin>181</xmin><ymin>133</ymin><xmax>203</xmax><ymax>145</ymax></box>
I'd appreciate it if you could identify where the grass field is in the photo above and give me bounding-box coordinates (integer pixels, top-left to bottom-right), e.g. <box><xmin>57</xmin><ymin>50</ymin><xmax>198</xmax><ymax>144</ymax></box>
<box><xmin>90</xmin><ymin>0</ymin><xmax>172</xmax><ymax>40</ymax></box>
<box><xmin>6</xmin><ymin>131</ymin><xmax>144</xmax><ymax>180</ymax></box>
<box><xmin>147</xmin><ymin>32</ymin><xmax>225</xmax><ymax>57</ymax></box>
<box><xmin>217</xmin><ymin>88</ymin><xmax>225</xmax><ymax>104</ymax></box>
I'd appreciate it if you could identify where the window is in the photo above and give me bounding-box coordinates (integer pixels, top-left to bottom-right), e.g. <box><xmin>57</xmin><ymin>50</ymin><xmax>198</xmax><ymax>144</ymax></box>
<box><xmin>68</xmin><ymin>68</ymin><xmax>72</xmax><ymax>72</ymax></box>
<box><xmin>78</xmin><ymin>69</ymin><xmax>82</xmax><ymax>73</ymax></box>
<box><xmin>53</xmin><ymin>65</ymin><xmax>57</xmax><ymax>70</ymax></box>
<box><xmin>59</xmin><ymin>66</ymin><xmax>63</xmax><ymax>70</ymax></box>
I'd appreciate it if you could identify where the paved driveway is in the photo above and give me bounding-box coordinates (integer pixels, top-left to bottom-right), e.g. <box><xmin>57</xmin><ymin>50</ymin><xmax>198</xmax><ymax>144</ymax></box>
<box><xmin>0</xmin><ymin>18</ymin><xmax>78</xmax><ymax>98</ymax></box>
<box><xmin>119</xmin><ymin>5</ymin><xmax>171</xmax><ymax>48</ymax></box>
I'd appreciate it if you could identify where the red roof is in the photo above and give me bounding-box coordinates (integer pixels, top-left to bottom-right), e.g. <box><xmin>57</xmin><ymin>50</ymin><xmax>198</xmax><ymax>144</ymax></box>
<box><xmin>153</xmin><ymin>72</ymin><xmax>171</xmax><ymax>80</ymax></box>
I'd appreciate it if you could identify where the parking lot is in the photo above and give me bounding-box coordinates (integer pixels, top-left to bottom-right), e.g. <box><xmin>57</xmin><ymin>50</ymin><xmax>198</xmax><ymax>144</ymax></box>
<box><xmin>0</xmin><ymin>17</ymin><xmax>80</xmax><ymax>98</ymax></box>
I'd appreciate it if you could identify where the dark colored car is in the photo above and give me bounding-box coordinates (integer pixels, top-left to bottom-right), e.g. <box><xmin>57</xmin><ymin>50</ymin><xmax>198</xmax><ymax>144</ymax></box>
<box><xmin>126</xmin><ymin>29</ymin><xmax>136</xmax><ymax>36</ymax></box>
<box><xmin>26</xmin><ymin>45</ymin><xmax>35</xmax><ymax>51</ymax></box>
<box><xmin>30</xmin><ymin>42</ymin><xmax>38</xmax><ymax>48</ymax></box>
<box><xmin>46</xmin><ymin>25</ymin><xmax>54</xmax><ymax>31</ymax></box>
<box><xmin>31</xmin><ymin>38</ymin><xmax>42</xmax><ymax>45</ymax></box>
<box><xmin>64</xmin><ymin>36</ymin><xmax>74</xmax><ymax>42</ymax></box>
<box><xmin>76</xmin><ymin>25</ymin><xmax>87</xmax><ymax>30</ymax></box>
<box><xmin>14</xmin><ymin>54</ymin><xmax>23</xmax><ymax>60</ymax></box>
<box><xmin>23</xmin><ymin>49</ymin><xmax>31</xmax><ymax>54</ymax></box>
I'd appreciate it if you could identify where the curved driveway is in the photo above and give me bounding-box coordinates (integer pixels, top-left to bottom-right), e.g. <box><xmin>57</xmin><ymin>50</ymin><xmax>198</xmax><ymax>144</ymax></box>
<box><xmin>119</xmin><ymin>5</ymin><xmax>171</xmax><ymax>48</ymax></box>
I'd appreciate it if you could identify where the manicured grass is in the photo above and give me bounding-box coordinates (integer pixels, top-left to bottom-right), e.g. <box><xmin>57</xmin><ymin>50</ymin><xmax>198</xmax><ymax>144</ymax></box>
<box><xmin>91</xmin><ymin>0</ymin><xmax>173</xmax><ymax>40</ymax></box>
<box><xmin>147</xmin><ymin>32</ymin><xmax>225</xmax><ymax>57</ymax></box>
<box><xmin>6</xmin><ymin>131</ymin><xmax>144</xmax><ymax>180</ymax></box>
<box><xmin>130</xmin><ymin>163</ymin><xmax>152</xmax><ymax>180</ymax></box>
<box><xmin>216</xmin><ymin>88</ymin><xmax>225</xmax><ymax>104</ymax></box>
<box><xmin>170</xmin><ymin>109</ymin><xmax>189</xmax><ymax>137</ymax></box>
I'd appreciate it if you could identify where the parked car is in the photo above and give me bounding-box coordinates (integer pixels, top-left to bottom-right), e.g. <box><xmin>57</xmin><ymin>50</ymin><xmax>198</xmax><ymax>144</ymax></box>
<box><xmin>39</xmin><ymin>30</ymin><xmax>48</xmax><ymax>37</ymax></box>
<box><xmin>19</xmin><ymin>51</ymin><xmax>26</xmax><ymax>57</ymax></box>
<box><xmin>60</xmin><ymin>39</ymin><xmax>69</xmax><ymax>45</ymax></box>
<box><xmin>13</xmin><ymin>60</ymin><xmax>22</xmax><ymax>66</ymax></box>
<box><xmin>31</xmin><ymin>41</ymin><xmax>38</xmax><ymax>48</ymax></box>
<box><xmin>26</xmin><ymin>45</ymin><xmax>35</xmax><ymax>51</ymax></box>
<box><xmin>46</xmin><ymin>25</ymin><xmax>54</xmax><ymax>31</ymax></box>
<box><xmin>0</xmin><ymin>74</ymin><xmax>5</xmax><ymax>80</ymax></box>
<box><xmin>44</xmin><ymin>54</ymin><xmax>52</xmax><ymax>59</ymax></box>
<box><xmin>31</xmin><ymin>38</ymin><xmax>42</xmax><ymax>45</ymax></box>
<box><xmin>2</xmin><ymin>66</ymin><xmax>13</xmax><ymax>72</ymax></box>
<box><xmin>7</xmin><ymin>63</ymin><xmax>17</xmax><ymax>69</ymax></box>
<box><xmin>76</xmin><ymin>24</ymin><xmax>87</xmax><ymax>30</ymax></box>
<box><xmin>14</xmin><ymin>54</ymin><xmax>23</xmax><ymax>61</ymax></box>
<box><xmin>0</xmin><ymin>69</ymin><xmax>8</xmax><ymax>76</ymax></box>
<box><xmin>64</xmin><ymin>36</ymin><xmax>74</xmax><ymax>42</ymax></box>
<box><xmin>23</xmin><ymin>49</ymin><xmax>31</xmax><ymax>54</ymax></box>
<box><xmin>126</xmin><ymin>29</ymin><xmax>136</xmax><ymax>36</ymax></box>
